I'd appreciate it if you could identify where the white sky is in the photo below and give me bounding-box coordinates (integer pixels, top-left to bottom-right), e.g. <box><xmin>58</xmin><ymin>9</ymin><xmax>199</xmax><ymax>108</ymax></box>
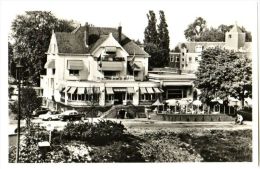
<box><xmin>1</xmin><ymin>0</ymin><xmax>257</xmax><ymax>48</ymax></box>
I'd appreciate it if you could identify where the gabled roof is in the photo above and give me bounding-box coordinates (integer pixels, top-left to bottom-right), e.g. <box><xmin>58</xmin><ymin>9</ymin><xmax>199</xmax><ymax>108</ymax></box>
<box><xmin>55</xmin><ymin>32</ymin><xmax>88</xmax><ymax>54</ymax></box>
<box><xmin>53</xmin><ymin>25</ymin><xmax>148</xmax><ymax>57</ymax></box>
<box><xmin>89</xmin><ymin>35</ymin><xmax>108</xmax><ymax>53</ymax></box>
<box><xmin>229</xmin><ymin>24</ymin><xmax>243</xmax><ymax>33</ymax></box>
<box><xmin>123</xmin><ymin>41</ymin><xmax>149</xmax><ymax>56</ymax></box>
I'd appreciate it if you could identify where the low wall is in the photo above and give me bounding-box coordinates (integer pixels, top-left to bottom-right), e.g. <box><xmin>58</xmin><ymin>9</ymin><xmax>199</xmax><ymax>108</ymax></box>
<box><xmin>154</xmin><ymin>114</ymin><xmax>235</xmax><ymax>122</ymax></box>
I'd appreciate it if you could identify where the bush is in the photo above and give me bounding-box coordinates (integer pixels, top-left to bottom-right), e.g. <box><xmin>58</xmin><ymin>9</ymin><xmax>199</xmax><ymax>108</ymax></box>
<box><xmin>61</xmin><ymin>120</ymin><xmax>127</xmax><ymax>145</ymax></box>
<box><xmin>91</xmin><ymin>141</ymin><xmax>145</xmax><ymax>162</ymax></box>
<box><xmin>237</xmin><ymin>108</ymin><xmax>252</xmax><ymax>121</ymax></box>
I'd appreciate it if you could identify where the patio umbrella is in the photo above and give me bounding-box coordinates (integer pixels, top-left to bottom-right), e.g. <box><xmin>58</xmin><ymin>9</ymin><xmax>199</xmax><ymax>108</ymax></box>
<box><xmin>152</xmin><ymin>99</ymin><xmax>164</xmax><ymax>112</ymax></box>
<box><xmin>166</xmin><ymin>99</ymin><xmax>177</xmax><ymax>106</ymax></box>
<box><xmin>192</xmin><ymin>100</ymin><xmax>202</xmax><ymax>106</ymax></box>
<box><xmin>178</xmin><ymin>99</ymin><xmax>190</xmax><ymax>114</ymax></box>
<box><xmin>166</xmin><ymin>99</ymin><xmax>177</xmax><ymax>112</ymax></box>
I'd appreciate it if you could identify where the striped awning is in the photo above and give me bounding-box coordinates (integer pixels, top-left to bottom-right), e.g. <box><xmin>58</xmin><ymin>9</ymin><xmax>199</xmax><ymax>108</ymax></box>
<box><xmin>153</xmin><ymin>87</ymin><xmax>162</xmax><ymax>93</ymax></box>
<box><xmin>113</xmin><ymin>88</ymin><xmax>126</xmax><ymax>92</ymax></box>
<box><xmin>93</xmin><ymin>87</ymin><xmax>100</xmax><ymax>94</ymax></box>
<box><xmin>140</xmin><ymin>87</ymin><xmax>148</xmax><ymax>94</ymax></box>
<box><xmin>77</xmin><ymin>87</ymin><xmax>85</xmax><ymax>94</ymax></box>
<box><xmin>101</xmin><ymin>62</ymin><xmax>124</xmax><ymax>71</ymax></box>
<box><xmin>86</xmin><ymin>87</ymin><xmax>93</xmax><ymax>94</ymax></box>
<box><xmin>146</xmin><ymin>87</ymin><xmax>154</xmax><ymax>94</ymax></box>
<box><xmin>127</xmin><ymin>87</ymin><xmax>135</xmax><ymax>94</ymax></box>
<box><xmin>67</xmin><ymin>60</ymin><xmax>84</xmax><ymax>70</ymax></box>
<box><xmin>44</xmin><ymin>59</ymin><xmax>55</xmax><ymax>69</ymax></box>
<box><xmin>60</xmin><ymin>87</ymin><xmax>66</xmax><ymax>93</ymax></box>
<box><xmin>68</xmin><ymin>87</ymin><xmax>77</xmax><ymax>94</ymax></box>
<box><xmin>106</xmin><ymin>87</ymin><xmax>114</xmax><ymax>94</ymax></box>
<box><xmin>66</xmin><ymin>87</ymin><xmax>71</xmax><ymax>92</ymax></box>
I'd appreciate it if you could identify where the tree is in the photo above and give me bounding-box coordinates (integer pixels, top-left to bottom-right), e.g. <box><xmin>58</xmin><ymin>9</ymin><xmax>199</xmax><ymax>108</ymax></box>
<box><xmin>157</xmin><ymin>10</ymin><xmax>170</xmax><ymax>67</ymax></box>
<box><xmin>144</xmin><ymin>10</ymin><xmax>159</xmax><ymax>69</ymax></box>
<box><xmin>144</xmin><ymin>10</ymin><xmax>170</xmax><ymax>68</ymax></box>
<box><xmin>8</xmin><ymin>42</ymin><xmax>17</xmax><ymax>79</ymax></box>
<box><xmin>184</xmin><ymin>17</ymin><xmax>206</xmax><ymax>41</ymax></box>
<box><xmin>9</xmin><ymin>87</ymin><xmax>42</xmax><ymax>128</ymax></box>
<box><xmin>184</xmin><ymin>20</ymin><xmax>252</xmax><ymax>42</ymax></box>
<box><xmin>194</xmin><ymin>47</ymin><xmax>252</xmax><ymax>108</ymax></box>
<box><xmin>144</xmin><ymin>10</ymin><xmax>158</xmax><ymax>45</ymax></box>
<box><xmin>11</xmin><ymin>11</ymin><xmax>75</xmax><ymax>85</ymax></box>
<box><xmin>199</xmin><ymin>27</ymin><xmax>224</xmax><ymax>42</ymax></box>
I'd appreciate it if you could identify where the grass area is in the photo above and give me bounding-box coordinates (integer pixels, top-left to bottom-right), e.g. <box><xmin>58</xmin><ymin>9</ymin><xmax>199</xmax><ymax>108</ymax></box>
<box><xmin>135</xmin><ymin>129</ymin><xmax>252</xmax><ymax>162</ymax></box>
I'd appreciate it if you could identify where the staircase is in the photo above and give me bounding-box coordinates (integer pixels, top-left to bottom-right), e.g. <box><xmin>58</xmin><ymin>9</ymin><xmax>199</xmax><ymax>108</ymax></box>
<box><xmin>100</xmin><ymin>103</ymin><xmax>146</xmax><ymax>119</ymax></box>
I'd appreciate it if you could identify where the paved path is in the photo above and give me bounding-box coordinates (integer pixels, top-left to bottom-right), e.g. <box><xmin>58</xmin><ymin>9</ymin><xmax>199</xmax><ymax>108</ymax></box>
<box><xmin>8</xmin><ymin>118</ymin><xmax>252</xmax><ymax>134</ymax></box>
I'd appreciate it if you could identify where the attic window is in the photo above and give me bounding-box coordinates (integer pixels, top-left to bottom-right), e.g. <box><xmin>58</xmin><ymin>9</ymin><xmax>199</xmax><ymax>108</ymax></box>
<box><xmin>229</xmin><ymin>34</ymin><xmax>232</xmax><ymax>38</ymax></box>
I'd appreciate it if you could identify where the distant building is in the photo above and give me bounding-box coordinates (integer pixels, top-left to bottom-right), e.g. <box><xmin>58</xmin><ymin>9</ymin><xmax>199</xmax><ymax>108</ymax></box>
<box><xmin>169</xmin><ymin>23</ymin><xmax>252</xmax><ymax>73</ymax></box>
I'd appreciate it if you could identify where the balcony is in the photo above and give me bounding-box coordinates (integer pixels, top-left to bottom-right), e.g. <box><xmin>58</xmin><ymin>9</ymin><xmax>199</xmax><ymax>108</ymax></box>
<box><xmin>98</xmin><ymin>75</ymin><xmax>135</xmax><ymax>81</ymax></box>
<box><xmin>100</xmin><ymin>61</ymin><xmax>124</xmax><ymax>71</ymax></box>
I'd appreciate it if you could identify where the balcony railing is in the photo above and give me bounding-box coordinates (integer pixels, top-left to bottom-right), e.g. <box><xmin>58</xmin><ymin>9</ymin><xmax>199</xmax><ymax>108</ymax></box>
<box><xmin>98</xmin><ymin>75</ymin><xmax>135</xmax><ymax>81</ymax></box>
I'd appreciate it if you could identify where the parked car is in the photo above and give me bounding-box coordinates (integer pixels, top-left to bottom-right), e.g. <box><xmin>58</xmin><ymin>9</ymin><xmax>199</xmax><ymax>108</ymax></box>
<box><xmin>39</xmin><ymin>111</ymin><xmax>61</xmax><ymax>121</ymax></box>
<box><xmin>58</xmin><ymin>110</ymin><xmax>85</xmax><ymax>121</ymax></box>
<box><xmin>32</xmin><ymin>107</ymin><xmax>49</xmax><ymax>117</ymax></box>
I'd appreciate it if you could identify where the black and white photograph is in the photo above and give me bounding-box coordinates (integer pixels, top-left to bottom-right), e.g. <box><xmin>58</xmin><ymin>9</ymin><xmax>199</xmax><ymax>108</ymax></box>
<box><xmin>0</xmin><ymin>0</ymin><xmax>259</xmax><ymax>168</ymax></box>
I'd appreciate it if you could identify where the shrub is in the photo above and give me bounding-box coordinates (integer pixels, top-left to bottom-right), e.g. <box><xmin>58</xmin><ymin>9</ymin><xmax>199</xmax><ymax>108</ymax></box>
<box><xmin>91</xmin><ymin>141</ymin><xmax>145</xmax><ymax>162</ymax></box>
<box><xmin>237</xmin><ymin>108</ymin><xmax>252</xmax><ymax>121</ymax></box>
<box><xmin>61</xmin><ymin>120</ymin><xmax>127</xmax><ymax>145</ymax></box>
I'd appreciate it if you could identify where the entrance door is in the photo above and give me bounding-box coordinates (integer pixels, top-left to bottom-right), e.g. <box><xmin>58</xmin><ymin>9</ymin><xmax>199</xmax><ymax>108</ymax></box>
<box><xmin>114</xmin><ymin>92</ymin><xmax>125</xmax><ymax>105</ymax></box>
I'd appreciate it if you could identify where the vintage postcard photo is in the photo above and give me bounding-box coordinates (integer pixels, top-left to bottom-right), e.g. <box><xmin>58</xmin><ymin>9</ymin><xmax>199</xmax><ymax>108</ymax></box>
<box><xmin>0</xmin><ymin>0</ymin><xmax>259</xmax><ymax>168</ymax></box>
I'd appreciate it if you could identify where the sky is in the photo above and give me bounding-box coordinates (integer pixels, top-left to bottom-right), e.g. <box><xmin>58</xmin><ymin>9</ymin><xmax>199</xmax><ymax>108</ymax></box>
<box><xmin>1</xmin><ymin>0</ymin><xmax>257</xmax><ymax>49</ymax></box>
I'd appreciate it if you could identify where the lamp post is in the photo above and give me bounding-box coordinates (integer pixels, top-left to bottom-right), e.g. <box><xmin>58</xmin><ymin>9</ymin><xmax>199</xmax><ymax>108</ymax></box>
<box><xmin>15</xmin><ymin>63</ymin><xmax>23</xmax><ymax>163</ymax></box>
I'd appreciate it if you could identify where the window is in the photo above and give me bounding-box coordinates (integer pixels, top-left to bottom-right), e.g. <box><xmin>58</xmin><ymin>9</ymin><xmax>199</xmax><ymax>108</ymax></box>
<box><xmin>86</xmin><ymin>94</ymin><xmax>92</xmax><ymax>101</ymax></box>
<box><xmin>176</xmin><ymin>58</ymin><xmax>180</xmax><ymax>62</ymax></box>
<box><xmin>106</xmin><ymin>94</ymin><xmax>114</xmax><ymax>101</ymax></box>
<box><xmin>186</xmin><ymin>64</ymin><xmax>188</xmax><ymax>67</ymax></box>
<box><xmin>72</xmin><ymin>94</ymin><xmax>77</xmax><ymax>100</ymax></box>
<box><xmin>167</xmin><ymin>89</ymin><xmax>183</xmax><ymax>99</ymax></box>
<box><xmin>182</xmin><ymin>64</ymin><xmax>184</xmax><ymax>68</ymax></box>
<box><xmin>141</xmin><ymin>94</ymin><xmax>145</xmax><ymax>100</ymax></box>
<box><xmin>145</xmin><ymin>94</ymin><xmax>152</xmax><ymax>100</ymax></box>
<box><xmin>182</xmin><ymin>52</ymin><xmax>185</xmax><ymax>56</ymax></box>
<box><xmin>68</xmin><ymin>93</ymin><xmax>71</xmax><ymax>100</ymax></box>
<box><xmin>127</xmin><ymin>94</ymin><xmax>133</xmax><ymax>101</ymax></box>
<box><xmin>229</xmin><ymin>34</ymin><xmax>232</xmax><ymax>38</ymax></box>
<box><xmin>52</xmin><ymin>69</ymin><xmax>55</xmax><ymax>75</ymax></box>
<box><xmin>189</xmin><ymin>57</ymin><xmax>192</xmax><ymax>62</ymax></box>
<box><xmin>182</xmin><ymin>58</ymin><xmax>185</xmax><ymax>62</ymax></box>
<box><xmin>93</xmin><ymin>93</ymin><xmax>100</xmax><ymax>102</ymax></box>
<box><xmin>69</xmin><ymin>70</ymin><xmax>79</xmax><ymax>76</ymax></box>
<box><xmin>195</xmin><ymin>57</ymin><xmax>198</xmax><ymax>61</ymax></box>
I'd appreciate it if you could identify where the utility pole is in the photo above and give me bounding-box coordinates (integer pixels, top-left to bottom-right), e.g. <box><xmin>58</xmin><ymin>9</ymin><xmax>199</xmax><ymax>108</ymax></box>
<box><xmin>15</xmin><ymin>63</ymin><xmax>23</xmax><ymax>163</ymax></box>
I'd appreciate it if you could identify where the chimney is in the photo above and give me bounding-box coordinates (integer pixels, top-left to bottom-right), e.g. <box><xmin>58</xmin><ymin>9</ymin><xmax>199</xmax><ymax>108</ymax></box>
<box><xmin>118</xmin><ymin>25</ymin><xmax>122</xmax><ymax>44</ymax></box>
<box><xmin>84</xmin><ymin>22</ymin><xmax>90</xmax><ymax>47</ymax></box>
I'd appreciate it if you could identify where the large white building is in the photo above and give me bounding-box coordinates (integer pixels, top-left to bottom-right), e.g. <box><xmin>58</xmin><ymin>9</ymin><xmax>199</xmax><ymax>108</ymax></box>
<box><xmin>41</xmin><ymin>24</ymin><xmax>166</xmax><ymax>109</ymax></box>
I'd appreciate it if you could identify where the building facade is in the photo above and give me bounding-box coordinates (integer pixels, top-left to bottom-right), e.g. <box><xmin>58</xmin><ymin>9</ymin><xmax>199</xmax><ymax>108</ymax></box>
<box><xmin>41</xmin><ymin>24</ymin><xmax>165</xmax><ymax>109</ymax></box>
<box><xmin>169</xmin><ymin>23</ymin><xmax>252</xmax><ymax>73</ymax></box>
